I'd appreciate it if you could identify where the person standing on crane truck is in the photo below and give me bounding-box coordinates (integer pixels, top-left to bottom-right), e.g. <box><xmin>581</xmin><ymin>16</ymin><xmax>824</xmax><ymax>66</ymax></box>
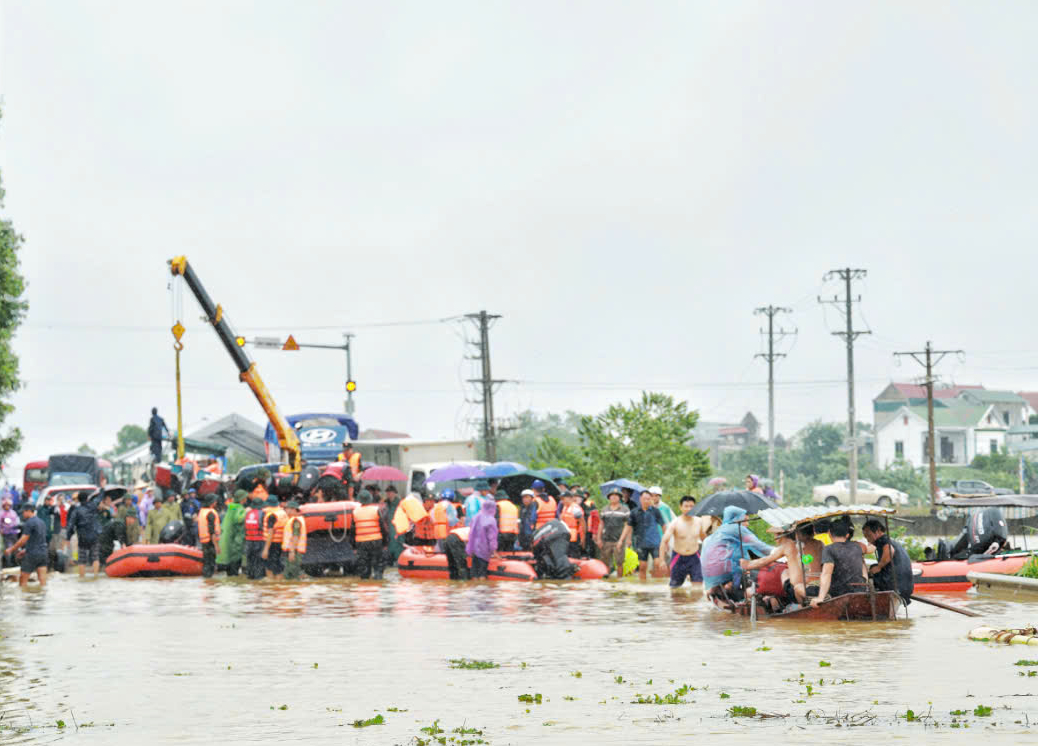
<box><xmin>337</xmin><ymin>441</ymin><xmax>361</xmax><ymax>497</ymax></box>
<box><xmin>148</xmin><ymin>407</ymin><xmax>170</xmax><ymax>464</ymax></box>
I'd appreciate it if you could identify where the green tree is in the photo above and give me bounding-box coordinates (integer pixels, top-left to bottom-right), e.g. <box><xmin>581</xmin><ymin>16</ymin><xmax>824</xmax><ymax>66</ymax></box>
<box><xmin>490</xmin><ymin>410</ymin><xmax>582</xmax><ymax>464</ymax></box>
<box><xmin>77</xmin><ymin>443</ymin><xmax>97</xmax><ymax>455</ymax></box>
<box><xmin>0</xmin><ymin>109</ymin><xmax>26</xmax><ymax>463</ymax></box>
<box><xmin>105</xmin><ymin>424</ymin><xmax>148</xmax><ymax>457</ymax></box>
<box><xmin>578</xmin><ymin>392</ymin><xmax>711</xmax><ymax>497</ymax></box>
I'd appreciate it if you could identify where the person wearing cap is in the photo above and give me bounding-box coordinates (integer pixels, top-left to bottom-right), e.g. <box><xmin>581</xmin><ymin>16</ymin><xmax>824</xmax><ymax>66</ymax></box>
<box><xmin>553</xmin><ymin>482</ymin><xmax>569</xmax><ymax>518</ymax></box>
<box><xmin>350</xmin><ymin>489</ymin><xmax>389</xmax><ymax>580</ymax></box>
<box><xmin>181</xmin><ymin>488</ymin><xmax>201</xmax><ymax>546</ymax></box>
<box><xmin>4</xmin><ymin>502</ymin><xmax>49</xmax><ymax>588</ymax></box>
<box><xmin>463</xmin><ymin>481</ymin><xmax>488</xmax><ymax>527</ymax></box>
<box><xmin>597</xmin><ymin>489</ymin><xmax>630</xmax><ymax>575</ymax></box>
<box><xmin>281</xmin><ymin>501</ymin><xmax>307</xmax><ymax>580</ymax></box>
<box><xmin>136</xmin><ymin>484</ymin><xmax>155</xmax><ymax>527</ymax></box>
<box><xmin>518</xmin><ymin>489</ymin><xmax>537</xmax><ymax>550</ymax></box>
<box><xmin>531</xmin><ymin>480</ymin><xmax>557</xmax><ymax>530</ymax></box>
<box><xmin>579</xmin><ymin>490</ymin><xmax>600</xmax><ymax>559</ymax></box>
<box><xmin>431</xmin><ymin>489</ymin><xmax>460</xmax><ymax>552</ymax></box>
<box><xmin>261</xmin><ymin>493</ymin><xmax>288</xmax><ymax>579</ymax></box>
<box><xmin>217</xmin><ymin>489</ymin><xmax>247</xmax><ymax>576</ymax></box>
<box><xmin>243</xmin><ymin>491</ymin><xmax>268</xmax><ymax>580</ymax></box>
<box><xmin>494</xmin><ymin>490</ymin><xmax>519</xmax><ymax>551</ymax></box>
<box><xmin>197</xmin><ymin>495</ymin><xmax>221</xmax><ymax>578</ymax></box>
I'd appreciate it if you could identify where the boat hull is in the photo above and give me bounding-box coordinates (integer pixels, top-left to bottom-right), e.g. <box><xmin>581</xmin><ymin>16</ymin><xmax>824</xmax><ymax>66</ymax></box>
<box><xmin>712</xmin><ymin>590</ymin><xmax>902</xmax><ymax>621</ymax></box>
<box><xmin>912</xmin><ymin>552</ymin><xmax>1036</xmax><ymax>592</ymax></box>
<box><xmin>104</xmin><ymin>544</ymin><xmax>203</xmax><ymax>578</ymax></box>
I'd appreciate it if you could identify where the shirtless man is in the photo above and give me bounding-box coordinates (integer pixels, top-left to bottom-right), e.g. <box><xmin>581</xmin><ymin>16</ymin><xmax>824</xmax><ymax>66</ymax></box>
<box><xmin>740</xmin><ymin>523</ymin><xmax>824</xmax><ymax>605</ymax></box>
<box><xmin>656</xmin><ymin>496</ymin><xmax>710</xmax><ymax>587</ymax></box>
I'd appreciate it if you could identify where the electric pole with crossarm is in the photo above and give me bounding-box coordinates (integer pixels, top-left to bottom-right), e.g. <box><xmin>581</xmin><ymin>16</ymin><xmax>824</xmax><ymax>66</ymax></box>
<box><xmin>754</xmin><ymin>305</ymin><xmax>795</xmax><ymax>482</ymax></box>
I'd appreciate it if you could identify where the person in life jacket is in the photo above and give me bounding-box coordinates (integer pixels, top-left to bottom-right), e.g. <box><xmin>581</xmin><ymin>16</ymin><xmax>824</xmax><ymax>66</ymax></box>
<box><xmin>243</xmin><ymin>489</ymin><xmax>267</xmax><ymax>580</ymax></box>
<box><xmin>518</xmin><ymin>489</ymin><xmax>538</xmax><ymax>550</ymax></box>
<box><xmin>580</xmin><ymin>491</ymin><xmax>601</xmax><ymax>559</ymax></box>
<box><xmin>412</xmin><ymin>495</ymin><xmax>438</xmax><ymax>547</ymax></box>
<box><xmin>495</xmin><ymin>490</ymin><xmax>519</xmax><ymax>552</ymax></box>
<box><xmin>197</xmin><ymin>494</ymin><xmax>221</xmax><ymax>578</ymax></box>
<box><xmin>431</xmin><ymin>489</ymin><xmax>460</xmax><ymax>552</ymax></box>
<box><xmin>337</xmin><ymin>441</ymin><xmax>362</xmax><ymax>484</ymax></box>
<box><xmin>532</xmin><ymin>480</ymin><xmax>557</xmax><ymax>530</ymax></box>
<box><xmin>350</xmin><ymin>489</ymin><xmax>390</xmax><ymax>580</ymax></box>
<box><xmin>281</xmin><ymin>501</ymin><xmax>308</xmax><ymax>580</ymax></box>
<box><xmin>216</xmin><ymin>489</ymin><xmax>247</xmax><ymax>577</ymax></box>
<box><xmin>444</xmin><ymin>523</ymin><xmax>471</xmax><ymax>580</ymax></box>
<box><xmin>261</xmin><ymin>495</ymin><xmax>288</xmax><ymax>580</ymax></box>
<box><xmin>558</xmin><ymin>491</ymin><xmax>587</xmax><ymax>558</ymax></box>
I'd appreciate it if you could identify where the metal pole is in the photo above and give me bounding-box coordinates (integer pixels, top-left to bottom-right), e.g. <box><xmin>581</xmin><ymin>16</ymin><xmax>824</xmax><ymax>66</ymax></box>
<box><xmin>767</xmin><ymin>310</ymin><xmax>775</xmax><ymax>481</ymax></box>
<box><xmin>925</xmin><ymin>342</ymin><xmax>938</xmax><ymax>513</ymax></box>
<box><xmin>344</xmin><ymin>333</ymin><xmax>355</xmax><ymax>415</ymax></box>
<box><xmin>845</xmin><ymin>270</ymin><xmax>858</xmax><ymax>504</ymax></box>
<box><xmin>479</xmin><ymin>311</ymin><xmax>497</xmax><ymax>462</ymax></box>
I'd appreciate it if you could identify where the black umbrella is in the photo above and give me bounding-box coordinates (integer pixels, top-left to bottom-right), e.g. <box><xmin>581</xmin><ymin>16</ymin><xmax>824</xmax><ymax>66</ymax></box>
<box><xmin>690</xmin><ymin>489</ymin><xmax>779</xmax><ymax>518</ymax></box>
<box><xmin>498</xmin><ymin>471</ymin><xmax>560</xmax><ymax>501</ymax></box>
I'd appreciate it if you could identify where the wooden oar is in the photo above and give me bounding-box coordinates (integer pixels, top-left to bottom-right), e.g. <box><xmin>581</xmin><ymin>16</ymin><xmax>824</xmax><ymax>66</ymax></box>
<box><xmin>911</xmin><ymin>594</ymin><xmax>981</xmax><ymax>617</ymax></box>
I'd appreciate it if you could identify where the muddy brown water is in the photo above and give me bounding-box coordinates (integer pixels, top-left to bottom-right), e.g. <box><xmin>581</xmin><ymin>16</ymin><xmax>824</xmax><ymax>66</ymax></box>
<box><xmin>1</xmin><ymin>572</ymin><xmax>1037</xmax><ymax>744</ymax></box>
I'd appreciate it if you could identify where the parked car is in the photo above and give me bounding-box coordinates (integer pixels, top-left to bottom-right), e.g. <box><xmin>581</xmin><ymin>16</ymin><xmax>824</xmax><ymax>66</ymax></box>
<box><xmin>812</xmin><ymin>479</ymin><xmax>909</xmax><ymax>507</ymax></box>
<box><xmin>945</xmin><ymin>479</ymin><xmax>1014</xmax><ymax>497</ymax></box>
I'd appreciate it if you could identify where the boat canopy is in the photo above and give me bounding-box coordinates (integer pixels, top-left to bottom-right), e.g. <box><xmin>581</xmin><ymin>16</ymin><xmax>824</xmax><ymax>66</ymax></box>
<box><xmin>757</xmin><ymin>504</ymin><xmax>897</xmax><ymax>531</ymax></box>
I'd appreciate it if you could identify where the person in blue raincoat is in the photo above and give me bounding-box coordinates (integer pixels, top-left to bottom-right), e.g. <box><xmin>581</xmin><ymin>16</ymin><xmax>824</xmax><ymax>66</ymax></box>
<box><xmin>701</xmin><ymin>506</ymin><xmax>773</xmax><ymax>597</ymax></box>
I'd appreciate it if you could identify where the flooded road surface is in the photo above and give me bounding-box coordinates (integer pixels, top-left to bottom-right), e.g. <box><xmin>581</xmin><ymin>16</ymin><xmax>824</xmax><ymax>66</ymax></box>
<box><xmin>2</xmin><ymin>572</ymin><xmax>1037</xmax><ymax>744</ymax></box>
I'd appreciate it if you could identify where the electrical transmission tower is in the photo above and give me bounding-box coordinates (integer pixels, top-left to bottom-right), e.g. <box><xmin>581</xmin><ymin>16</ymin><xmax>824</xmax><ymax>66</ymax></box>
<box><xmin>465</xmin><ymin>311</ymin><xmax>505</xmax><ymax>461</ymax></box>
<box><xmin>754</xmin><ymin>305</ymin><xmax>795</xmax><ymax>481</ymax></box>
<box><xmin>893</xmin><ymin>341</ymin><xmax>964</xmax><ymax>513</ymax></box>
<box><xmin>818</xmin><ymin>268</ymin><xmax>870</xmax><ymax>503</ymax></box>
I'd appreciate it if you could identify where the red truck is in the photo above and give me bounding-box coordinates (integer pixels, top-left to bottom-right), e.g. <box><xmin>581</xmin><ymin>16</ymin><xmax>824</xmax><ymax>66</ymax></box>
<box><xmin>23</xmin><ymin>460</ymin><xmax>48</xmax><ymax>495</ymax></box>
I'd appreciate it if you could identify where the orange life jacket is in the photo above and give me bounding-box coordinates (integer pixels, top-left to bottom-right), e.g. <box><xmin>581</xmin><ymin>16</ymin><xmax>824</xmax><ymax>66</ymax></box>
<box><xmin>197</xmin><ymin>507</ymin><xmax>220</xmax><ymax>543</ymax></box>
<box><xmin>338</xmin><ymin>451</ymin><xmax>361</xmax><ymax>479</ymax></box>
<box><xmin>497</xmin><ymin>500</ymin><xmax>519</xmax><ymax>533</ymax></box>
<box><xmin>281</xmin><ymin>515</ymin><xmax>308</xmax><ymax>553</ymax></box>
<box><xmin>249</xmin><ymin>485</ymin><xmax>269</xmax><ymax>501</ymax></box>
<box><xmin>204</xmin><ymin>461</ymin><xmax>222</xmax><ymax>475</ymax></box>
<box><xmin>244</xmin><ymin>507</ymin><xmax>264</xmax><ymax>542</ymax></box>
<box><xmin>561</xmin><ymin>505</ymin><xmax>580</xmax><ymax>542</ymax></box>
<box><xmin>263</xmin><ymin>506</ymin><xmax>288</xmax><ymax>543</ymax></box>
<box><xmin>535</xmin><ymin>495</ymin><xmax>557</xmax><ymax>529</ymax></box>
<box><xmin>354</xmin><ymin>504</ymin><xmax>382</xmax><ymax>543</ymax></box>
<box><xmin>432</xmin><ymin>501</ymin><xmax>451</xmax><ymax>540</ymax></box>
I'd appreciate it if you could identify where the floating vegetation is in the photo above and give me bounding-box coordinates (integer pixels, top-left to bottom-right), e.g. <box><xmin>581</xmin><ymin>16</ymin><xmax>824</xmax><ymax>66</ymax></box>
<box><xmin>448</xmin><ymin>659</ymin><xmax>500</xmax><ymax>670</ymax></box>
<box><xmin>1015</xmin><ymin>660</ymin><xmax>1038</xmax><ymax>666</ymax></box>
<box><xmin>719</xmin><ymin>692</ymin><xmax>730</xmax><ymax>699</ymax></box>
<box><xmin>728</xmin><ymin>706</ymin><xmax>757</xmax><ymax>717</ymax></box>
<box><xmin>723</xmin><ymin>629</ymin><xmax>740</xmax><ymax>636</ymax></box>
<box><xmin>973</xmin><ymin>705</ymin><xmax>992</xmax><ymax>717</ymax></box>
<box><xmin>571</xmin><ymin>670</ymin><xmax>582</xmax><ymax>678</ymax></box>
<box><xmin>350</xmin><ymin>714</ymin><xmax>384</xmax><ymax>728</ymax></box>
<box><xmin>614</xmin><ymin>675</ymin><xmax>624</xmax><ymax>684</ymax></box>
<box><xmin>756</xmin><ymin>645</ymin><xmax>772</xmax><ymax>652</ymax></box>
<box><xmin>818</xmin><ymin>661</ymin><xmax>831</xmax><ymax>668</ymax></box>
<box><xmin>518</xmin><ymin>693</ymin><xmax>543</xmax><ymax>704</ymax></box>
<box><xmin>632</xmin><ymin>684</ymin><xmax>694</xmax><ymax>705</ymax></box>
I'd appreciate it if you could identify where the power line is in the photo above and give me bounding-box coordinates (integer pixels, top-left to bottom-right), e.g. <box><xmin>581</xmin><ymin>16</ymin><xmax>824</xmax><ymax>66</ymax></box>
<box><xmin>819</xmin><ymin>267</ymin><xmax>870</xmax><ymax>503</ymax></box>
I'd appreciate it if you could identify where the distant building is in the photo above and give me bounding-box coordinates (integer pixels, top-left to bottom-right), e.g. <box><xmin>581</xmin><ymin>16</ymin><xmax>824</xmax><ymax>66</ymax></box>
<box><xmin>692</xmin><ymin>412</ymin><xmax>765</xmax><ymax>467</ymax></box>
<box><xmin>358</xmin><ymin>428</ymin><xmax>411</xmax><ymax>440</ymax></box>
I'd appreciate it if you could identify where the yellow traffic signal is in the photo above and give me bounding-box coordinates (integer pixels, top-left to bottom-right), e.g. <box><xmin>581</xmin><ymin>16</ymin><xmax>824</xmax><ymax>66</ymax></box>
<box><xmin>235</xmin><ymin>336</ymin><xmax>246</xmax><ymax>347</ymax></box>
<box><xmin>345</xmin><ymin>380</ymin><xmax>357</xmax><ymax>393</ymax></box>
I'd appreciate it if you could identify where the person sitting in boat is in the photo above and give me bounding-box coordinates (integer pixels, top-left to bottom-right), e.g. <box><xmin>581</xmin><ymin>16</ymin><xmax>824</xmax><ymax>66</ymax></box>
<box><xmin>741</xmin><ymin>523</ymin><xmax>825</xmax><ymax>608</ymax></box>
<box><xmin>946</xmin><ymin>507</ymin><xmax>1010</xmax><ymax>559</ymax></box>
<box><xmin>861</xmin><ymin>519</ymin><xmax>914</xmax><ymax>604</ymax></box>
<box><xmin>702</xmin><ymin>506</ymin><xmax>773</xmax><ymax>603</ymax></box>
<box><xmin>810</xmin><ymin>518</ymin><xmax>867</xmax><ymax>607</ymax></box>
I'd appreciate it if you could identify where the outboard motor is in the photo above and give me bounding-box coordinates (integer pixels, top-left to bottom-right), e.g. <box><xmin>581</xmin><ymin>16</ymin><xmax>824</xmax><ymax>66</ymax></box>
<box><xmin>532</xmin><ymin>520</ymin><xmax>576</xmax><ymax>579</ymax></box>
<box><xmin>159</xmin><ymin>520</ymin><xmax>187</xmax><ymax>545</ymax></box>
<box><xmin>297</xmin><ymin>465</ymin><xmax>321</xmax><ymax>496</ymax></box>
<box><xmin>949</xmin><ymin>507</ymin><xmax>1009</xmax><ymax>558</ymax></box>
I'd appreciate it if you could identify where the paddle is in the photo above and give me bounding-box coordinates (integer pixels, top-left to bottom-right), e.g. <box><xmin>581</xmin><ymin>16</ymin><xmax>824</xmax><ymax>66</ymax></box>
<box><xmin>911</xmin><ymin>594</ymin><xmax>981</xmax><ymax>617</ymax></box>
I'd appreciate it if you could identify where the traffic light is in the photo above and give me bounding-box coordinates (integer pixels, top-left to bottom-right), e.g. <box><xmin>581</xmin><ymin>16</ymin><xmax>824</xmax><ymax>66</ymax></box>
<box><xmin>235</xmin><ymin>336</ymin><xmax>246</xmax><ymax>347</ymax></box>
<box><xmin>345</xmin><ymin>380</ymin><xmax>357</xmax><ymax>393</ymax></box>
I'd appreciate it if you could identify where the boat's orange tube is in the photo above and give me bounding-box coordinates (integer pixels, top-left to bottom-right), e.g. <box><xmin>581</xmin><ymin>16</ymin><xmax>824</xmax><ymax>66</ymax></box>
<box><xmin>104</xmin><ymin>544</ymin><xmax>203</xmax><ymax>578</ymax></box>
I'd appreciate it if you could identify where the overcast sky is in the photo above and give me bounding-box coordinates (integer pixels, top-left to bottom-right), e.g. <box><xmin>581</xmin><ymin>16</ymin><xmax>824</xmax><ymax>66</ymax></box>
<box><xmin>1</xmin><ymin>1</ymin><xmax>1036</xmax><ymax>476</ymax></box>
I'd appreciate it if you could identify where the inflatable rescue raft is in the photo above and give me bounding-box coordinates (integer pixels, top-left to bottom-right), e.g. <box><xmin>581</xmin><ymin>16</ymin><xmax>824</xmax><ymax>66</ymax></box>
<box><xmin>105</xmin><ymin>544</ymin><xmax>204</xmax><ymax>578</ymax></box>
<box><xmin>397</xmin><ymin>547</ymin><xmax>608</xmax><ymax>581</ymax></box>
<box><xmin>912</xmin><ymin>551</ymin><xmax>1035</xmax><ymax>592</ymax></box>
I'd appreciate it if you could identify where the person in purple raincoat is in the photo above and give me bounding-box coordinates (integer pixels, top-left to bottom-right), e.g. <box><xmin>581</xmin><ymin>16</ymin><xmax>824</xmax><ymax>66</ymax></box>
<box><xmin>0</xmin><ymin>498</ymin><xmax>21</xmax><ymax>565</ymax></box>
<box><xmin>466</xmin><ymin>498</ymin><xmax>499</xmax><ymax>579</ymax></box>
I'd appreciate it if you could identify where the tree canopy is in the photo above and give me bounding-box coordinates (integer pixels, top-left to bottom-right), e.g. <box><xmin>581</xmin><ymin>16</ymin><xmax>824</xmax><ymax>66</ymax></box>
<box><xmin>0</xmin><ymin>109</ymin><xmax>26</xmax><ymax>463</ymax></box>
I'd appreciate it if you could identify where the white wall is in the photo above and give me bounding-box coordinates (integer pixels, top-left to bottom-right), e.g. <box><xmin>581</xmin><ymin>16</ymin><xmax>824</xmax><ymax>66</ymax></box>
<box><xmin>875</xmin><ymin>411</ymin><xmax>928</xmax><ymax>467</ymax></box>
<box><xmin>975</xmin><ymin>430</ymin><xmax>1006</xmax><ymax>458</ymax></box>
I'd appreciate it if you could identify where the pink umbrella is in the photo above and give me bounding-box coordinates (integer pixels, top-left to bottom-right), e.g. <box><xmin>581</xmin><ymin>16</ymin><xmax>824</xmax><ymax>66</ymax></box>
<box><xmin>360</xmin><ymin>465</ymin><xmax>407</xmax><ymax>481</ymax></box>
<box><xmin>708</xmin><ymin>477</ymin><xmax>728</xmax><ymax>487</ymax></box>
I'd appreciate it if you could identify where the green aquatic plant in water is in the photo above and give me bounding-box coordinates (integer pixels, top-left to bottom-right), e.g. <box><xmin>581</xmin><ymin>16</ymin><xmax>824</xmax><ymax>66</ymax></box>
<box><xmin>448</xmin><ymin>659</ymin><xmax>500</xmax><ymax>670</ymax></box>
<box><xmin>632</xmin><ymin>684</ymin><xmax>694</xmax><ymax>705</ymax></box>
<box><xmin>1015</xmin><ymin>659</ymin><xmax>1038</xmax><ymax>666</ymax></box>
<box><xmin>518</xmin><ymin>693</ymin><xmax>543</xmax><ymax>704</ymax></box>
<box><xmin>350</xmin><ymin>714</ymin><xmax>384</xmax><ymax>728</ymax></box>
<box><xmin>1018</xmin><ymin>556</ymin><xmax>1038</xmax><ymax>579</ymax></box>
<box><xmin>728</xmin><ymin>706</ymin><xmax>757</xmax><ymax>717</ymax></box>
<box><xmin>973</xmin><ymin>705</ymin><xmax>992</xmax><ymax>717</ymax></box>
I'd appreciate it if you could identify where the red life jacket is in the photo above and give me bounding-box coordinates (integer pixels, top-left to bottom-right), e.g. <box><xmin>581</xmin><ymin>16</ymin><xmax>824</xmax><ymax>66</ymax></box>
<box><xmin>244</xmin><ymin>507</ymin><xmax>264</xmax><ymax>542</ymax></box>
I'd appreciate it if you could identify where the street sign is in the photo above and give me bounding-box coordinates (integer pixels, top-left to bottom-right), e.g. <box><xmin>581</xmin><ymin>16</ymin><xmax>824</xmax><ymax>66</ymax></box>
<box><xmin>252</xmin><ymin>336</ymin><xmax>281</xmax><ymax>349</ymax></box>
<box><xmin>283</xmin><ymin>335</ymin><xmax>300</xmax><ymax>351</ymax></box>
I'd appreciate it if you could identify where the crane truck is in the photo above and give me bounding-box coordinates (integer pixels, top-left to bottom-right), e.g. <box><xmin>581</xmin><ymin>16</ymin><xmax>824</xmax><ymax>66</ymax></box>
<box><xmin>168</xmin><ymin>256</ymin><xmax>302</xmax><ymax>474</ymax></box>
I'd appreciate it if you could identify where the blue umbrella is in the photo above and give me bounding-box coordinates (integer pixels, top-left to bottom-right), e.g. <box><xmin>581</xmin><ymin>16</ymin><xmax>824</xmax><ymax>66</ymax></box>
<box><xmin>542</xmin><ymin>467</ymin><xmax>575</xmax><ymax>480</ymax></box>
<box><xmin>482</xmin><ymin>461</ymin><xmax>526</xmax><ymax>478</ymax></box>
<box><xmin>599</xmin><ymin>478</ymin><xmax>647</xmax><ymax>498</ymax></box>
<box><xmin>425</xmin><ymin>464</ymin><xmax>486</xmax><ymax>484</ymax></box>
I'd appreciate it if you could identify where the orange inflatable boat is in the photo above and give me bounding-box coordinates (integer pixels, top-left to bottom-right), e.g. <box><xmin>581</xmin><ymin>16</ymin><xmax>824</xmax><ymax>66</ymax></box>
<box><xmin>912</xmin><ymin>551</ymin><xmax>1036</xmax><ymax>592</ymax></box>
<box><xmin>397</xmin><ymin>547</ymin><xmax>536</xmax><ymax>581</ymax></box>
<box><xmin>104</xmin><ymin>544</ymin><xmax>203</xmax><ymax>578</ymax></box>
<box><xmin>497</xmin><ymin>550</ymin><xmax>609</xmax><ymax>580</ymax></box>
<box><xmin>300</xmin><ymin>500</ymin><xmax>358</xmax><ymax>535</ymax></box>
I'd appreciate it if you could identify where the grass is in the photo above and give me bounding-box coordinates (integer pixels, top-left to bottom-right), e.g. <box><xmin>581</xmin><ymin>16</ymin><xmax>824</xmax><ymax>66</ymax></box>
<box><xmin>448</xmin><ymin>659</ymin><xmax>500</xmax><ymax>670</ymax></box>
<box><xmin>728</xmin><ymin>706</ymin><xmax>757</xmax><ymax>717</ymax></box>
<box><xmin>518</xmin><ymin>693</ymin><xmax>543</xmax><ymax>704</ymax></box>
<box><xmin>1017</xmin><ymin>556</ymin><xmax>1038</xmax><ymax>579</ymax></box>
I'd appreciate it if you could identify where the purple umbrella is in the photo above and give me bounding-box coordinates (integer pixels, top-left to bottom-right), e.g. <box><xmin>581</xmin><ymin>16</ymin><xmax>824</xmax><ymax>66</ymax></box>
<box><xmin>424</xmin><ymin>464</ymin><xmax>485</xmax><ymax>484</ymax></box>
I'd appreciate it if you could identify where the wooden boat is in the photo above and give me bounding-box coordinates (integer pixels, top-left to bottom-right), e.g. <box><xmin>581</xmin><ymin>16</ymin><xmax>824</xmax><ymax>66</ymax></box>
<box><xmin>105</xmin><ymin>544</ymin><xmax>203</xmax><ymax>578</ymax></box>
<box><xmin>711</xmin><ymin>589</ymin><xmax>902</xmax><ymax>620</ymax></box>
<box><xmin>913</xmin><ymin>551</ymin><xmax>1037</xmax><ymax>592</ymax></box>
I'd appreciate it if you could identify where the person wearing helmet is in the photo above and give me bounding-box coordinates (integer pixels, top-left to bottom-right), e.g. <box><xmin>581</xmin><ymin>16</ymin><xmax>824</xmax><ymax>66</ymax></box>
<box><xmin>432</xmin><ymin>489</ymin><xmax>460</xmax><ymax>552</ymax></box>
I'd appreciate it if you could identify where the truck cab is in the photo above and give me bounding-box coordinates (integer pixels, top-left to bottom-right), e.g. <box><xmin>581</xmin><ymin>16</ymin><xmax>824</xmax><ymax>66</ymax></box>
<box><xmin>264</xmin><ymin>413</ymin><xmax>360</xmax><ymax>467</ymax></box>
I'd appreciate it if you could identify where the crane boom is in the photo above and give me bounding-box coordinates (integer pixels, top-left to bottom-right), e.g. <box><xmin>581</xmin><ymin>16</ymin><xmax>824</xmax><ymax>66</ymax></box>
<box><xmin>168</xmin><ymin>256</ymin><xmax>302</xmax><ymax>472</ymax></box>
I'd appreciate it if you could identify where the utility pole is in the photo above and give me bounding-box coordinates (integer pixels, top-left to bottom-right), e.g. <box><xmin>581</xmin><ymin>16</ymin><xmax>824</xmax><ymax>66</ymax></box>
<box><xmin>819</xmin><ymin>268</ymin><xmax>870</xmax><ymax>504</ymax></box>
<box><xmin>754</xmin><ymin>305</ymin><xmax>794</xmax><ymax>481</ymax></box>
<box><xmin>893</xmin><ymin>342</ymin><xmax>964</xmax><ymax>513</ymax></box>
<box><xmin>465</xmin><ymin>311</ymin><xmax>504</xmax><ymax>461</ymax></box>
<box><xmin>343</xmin><ymin>333</ymin><xmax>355</xmax><ymax>415</ymax></box>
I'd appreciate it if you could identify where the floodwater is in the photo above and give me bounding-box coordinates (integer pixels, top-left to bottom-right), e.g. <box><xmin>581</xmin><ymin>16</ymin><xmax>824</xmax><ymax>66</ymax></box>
<box><xmin>1</xmin><ymin>571</ymin><xmax>1037</xmax><ymax>744</ymax></box>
